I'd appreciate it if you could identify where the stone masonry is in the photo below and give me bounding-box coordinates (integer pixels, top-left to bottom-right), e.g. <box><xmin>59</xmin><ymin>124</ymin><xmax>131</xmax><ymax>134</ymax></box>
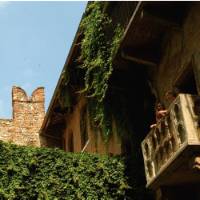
<box><xmin>0</xmin><ymin>86</ymin><xmax>45</xmax><ymax>146</ymax></box>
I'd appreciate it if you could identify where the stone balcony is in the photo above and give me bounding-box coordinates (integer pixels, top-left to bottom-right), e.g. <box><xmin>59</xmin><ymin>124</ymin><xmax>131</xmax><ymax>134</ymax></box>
<box><xmin>141</xmin><ymin>94</ymin><xmax>200</xmax><ymax>190</ymax></box>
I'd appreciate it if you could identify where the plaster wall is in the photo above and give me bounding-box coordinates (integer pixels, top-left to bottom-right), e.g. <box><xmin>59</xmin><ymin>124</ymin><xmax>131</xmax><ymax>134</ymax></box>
<box><xmin>64</xmin><ymin>95</ymin><xmax>121</xmax><ymax>155</ymax></box>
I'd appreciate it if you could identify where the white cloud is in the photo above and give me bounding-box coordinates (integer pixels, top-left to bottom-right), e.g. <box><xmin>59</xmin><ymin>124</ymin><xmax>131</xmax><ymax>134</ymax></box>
<box><xmin>0</xmin><ymin>1</ymin><xmax>10</xmax><ymax>8</ymax></box>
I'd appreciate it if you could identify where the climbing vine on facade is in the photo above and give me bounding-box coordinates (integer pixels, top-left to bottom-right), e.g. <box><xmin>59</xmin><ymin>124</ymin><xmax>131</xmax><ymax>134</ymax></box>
<box><xmin>80</xmin><ymin>2</ymin><xmax>124</xmax><ymax>141</ymax></box>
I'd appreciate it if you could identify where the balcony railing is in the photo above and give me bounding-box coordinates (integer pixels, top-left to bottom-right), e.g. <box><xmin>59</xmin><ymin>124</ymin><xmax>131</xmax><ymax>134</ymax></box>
<box><xmin>141</xmin><ymin>94</ymin><xmax>200</xmax><ymax>189</ymax></box>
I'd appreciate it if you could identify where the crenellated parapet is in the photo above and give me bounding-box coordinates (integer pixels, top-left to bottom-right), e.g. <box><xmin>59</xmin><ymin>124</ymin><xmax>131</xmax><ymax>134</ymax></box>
<box><xmin>31</xmin><ymin>87</ymin><xmax>45</xmax><ymax>102</ymax></box>
<box><xmin>12</xmin><ymin>86</ymin><xmax>45</xmax><ymax>121</ymax></box>
<box><xmin>0</xmin><ymin>86</ymin><xmax>45</xmax><ymax>147</ymax></box>
<box><xmin>12</xmin><ymin>86</ymin><xmax>28</xmax><ymax>102</ymax></box>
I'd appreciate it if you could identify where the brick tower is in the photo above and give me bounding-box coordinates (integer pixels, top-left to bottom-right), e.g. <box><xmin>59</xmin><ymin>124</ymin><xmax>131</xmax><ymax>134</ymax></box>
<box><xmin>0</xmin><ymin>86</ymin><xmax>45</xmax><ymax>146</ymax></box>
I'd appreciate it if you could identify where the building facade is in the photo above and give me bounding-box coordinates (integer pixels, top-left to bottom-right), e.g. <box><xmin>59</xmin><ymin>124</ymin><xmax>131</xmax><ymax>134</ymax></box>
<box><xmin>32</xmin><ymin>2</ymin><xmax>200</xmax><ymax>199</ymax></box>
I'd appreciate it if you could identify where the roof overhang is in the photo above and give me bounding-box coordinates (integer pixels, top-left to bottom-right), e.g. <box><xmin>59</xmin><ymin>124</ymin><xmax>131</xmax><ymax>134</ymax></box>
<box><xmin>40</xmin><ymin>1</ymin><xmax>190</xmax><ymax>137</ymax></box>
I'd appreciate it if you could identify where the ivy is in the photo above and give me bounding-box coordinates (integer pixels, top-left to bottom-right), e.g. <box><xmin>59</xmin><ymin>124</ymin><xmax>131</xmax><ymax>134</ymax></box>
<box><xmin>79</xmin><ymin>2</ymin><xmax>124</xmax><ymax>141</ymax></box>
<box><xmin>0</xmin><ymin>141</ymin><xmax>130</xmax><ymax>199</ymax></box>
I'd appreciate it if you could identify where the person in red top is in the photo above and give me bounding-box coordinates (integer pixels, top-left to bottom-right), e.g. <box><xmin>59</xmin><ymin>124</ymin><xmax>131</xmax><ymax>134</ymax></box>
<box><xmin>150</xmin><ymin>102</ymin><xmax>167</xmax><ymax>128</ymax></box>
<box><xmin>150</xmin><ymin>88</ymin><xmax>178</xmax><ymax>129</ymax></box>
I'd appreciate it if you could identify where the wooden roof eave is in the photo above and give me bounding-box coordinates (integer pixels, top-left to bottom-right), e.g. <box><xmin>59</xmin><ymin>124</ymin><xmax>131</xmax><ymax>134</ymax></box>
<box><xmin>40</xmin><ymin>22</ymin><xmax>84</xmax><ymax>135</ymax></box>
<box><xmin>113</xmin><ymin>2</ymin><xmax>145</xmax><ymax>67</ymax></box>
<box><xmin>40</xmin><ymin>1</ymin><xmax>144</xmax><ymax>136</ymax></box>
<box><xmin>40</xmin><ymin>1</ymin><xmax>115</xmax><ymax>136</ymax></box>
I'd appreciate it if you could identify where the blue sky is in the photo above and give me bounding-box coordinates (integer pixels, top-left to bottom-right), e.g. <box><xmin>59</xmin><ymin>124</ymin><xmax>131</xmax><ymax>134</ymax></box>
<box><xmin>0</xmin><ymin>1</ymin><xmax>87</xmax><ymax>118</ymax></box>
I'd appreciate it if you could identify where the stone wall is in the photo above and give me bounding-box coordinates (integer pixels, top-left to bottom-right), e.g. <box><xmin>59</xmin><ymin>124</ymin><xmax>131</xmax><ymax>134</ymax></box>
<box><xmin>0</xmin><ymin>86</ymin><xmax>45</xmax><ymax>146</ymax></box>
<box><xmin>155</xmin><ymin>3</ymin><xmax>200</xmax><ymax>105</ymax></box>
<box><xmin>150</xmin><ymin>4</ymin><xmax>200</xmax><ymax>199</ymax></box>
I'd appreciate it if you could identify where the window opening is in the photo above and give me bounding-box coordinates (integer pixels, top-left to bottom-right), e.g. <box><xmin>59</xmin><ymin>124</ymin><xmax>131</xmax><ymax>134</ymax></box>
<box><xmin>175</xmin><ymin>66</ymin><xmax>197</xmax><ymax>95</ymax></box>
<box><xmin>68</xmin><ymin>130</ymin><xmax>74</xmax><ymax>152</ymax></box>
<box><xmin>80</xmin><ymin>106</ymin><xmax>89</xmax><ymax>149</ymax></box>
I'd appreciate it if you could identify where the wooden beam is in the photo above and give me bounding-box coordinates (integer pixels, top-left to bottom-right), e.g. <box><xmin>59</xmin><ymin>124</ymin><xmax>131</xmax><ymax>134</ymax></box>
<box><xmin>121</xmin><ymin>51</ymin><xmax>157</xmax><ymax>67</ymax></box>
<box><xmin>115</xmin><ymin>1</ymin><xmax>144</xmax><ymax>55</ymax></box>
<box><xmin>141</xmin><ymin>10</ymin><xmax>181</xmax><ymax>30</ymax></box>
<box><xmin>122</xmin><ymin>2</ymin><xmax>143</xmax><ymax>42</ymax></box>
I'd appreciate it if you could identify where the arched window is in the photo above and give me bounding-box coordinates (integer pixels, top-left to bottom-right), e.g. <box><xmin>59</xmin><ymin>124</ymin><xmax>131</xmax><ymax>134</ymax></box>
<box><xmin>68</xmin><ymin>130</ymin><xmax>74</xmax><ymax>152</ymax></box>
<box><xmin>80</xmin><ymin>106</ymin><xmax>88</xmax><ymax>149</ymax></box>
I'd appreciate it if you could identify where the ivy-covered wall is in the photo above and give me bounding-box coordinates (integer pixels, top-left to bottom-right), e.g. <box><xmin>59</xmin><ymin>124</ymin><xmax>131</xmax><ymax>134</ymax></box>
<box><xmin>0</xmin><ymin>141</ymin><xmax>129</xmax><ymax>199</ymax></box>
<box><xmin>63</xmin><ymin>95</ymin><xmax>121</xmax><ymax>155</ymax></box>
<box><xmin>41</xmin><ymin>2</ymin><xmax>154</xmax><ymax>199</ymax></box>
<box><xmin>79</xmin><ymin>2</ymin><xmax>124</xmax><ymax>142</ymax></box>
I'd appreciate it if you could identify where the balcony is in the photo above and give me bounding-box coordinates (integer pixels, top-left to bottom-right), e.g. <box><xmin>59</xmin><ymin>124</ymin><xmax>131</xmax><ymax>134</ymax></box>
<box><xmin>141</xmin><ymin>94</ymin><xmax>200</xmax><ymax>190</ymax></box>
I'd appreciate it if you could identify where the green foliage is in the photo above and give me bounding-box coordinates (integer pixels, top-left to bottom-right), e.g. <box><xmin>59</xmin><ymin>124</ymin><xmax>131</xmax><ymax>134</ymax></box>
<box><xmin>87</xmin><ymin>99</ymin><xmax>113</xmax><ymax>143</ymax></box>
<box><xmin>79</xmin><ymin>2</ymin><xmax>124</xmax><ymax>141</ymax></box>
<box><xmin>0</xmin><ymin>141</ymin><xmax>130</xmax><ymax>199</ymax></box>
<box><xmin>80</xmin><ymin>2</ymin><xmax>123</xmax><ymax>101</ymax></box>
<box><xmin>58</xmin><ymin>69</ymin><xmax>72</xmax><ymax>111</ymax></box>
